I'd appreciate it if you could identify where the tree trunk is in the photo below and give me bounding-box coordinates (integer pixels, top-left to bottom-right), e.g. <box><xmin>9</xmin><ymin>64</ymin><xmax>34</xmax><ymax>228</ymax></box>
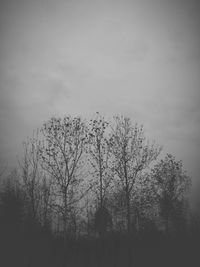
<box><xmin>126</xmin><ymin>192</ymin><xmax>131</xmax><ymax>233</ymax></box>
<box><xmin>63</xmin><ymin>186</ymin><xmax>67</xmax><ymax>246</ymax></box>
<box><xmin>135</xmin><ymin>208</ymin><xmax>139</xmax><ymax>232</ymax></box>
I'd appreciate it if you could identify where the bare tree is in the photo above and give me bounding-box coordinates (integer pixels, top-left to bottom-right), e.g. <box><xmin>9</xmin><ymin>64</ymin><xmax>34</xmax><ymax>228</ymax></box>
<box><xmin>19</xmin><ymin>131</ymin><xmax>42</xmax><ymax>222</ymax></box>
<box><xmin>88</xmin><ymin>113</ymin><xmax>113</xmax><ymax>207</ymax></box>
<box><xmin>39</xmin><ymin>116</ymin><xmax>88</xmax><ymax>241</ymax></box>
<box><xmin>87</xmin><ymin>113</ymin><xmax>114</xmax><ymax>236</ymax></box>
<box><xmin>110</xmin><ymin>116</ymin><xmax>161</xmax><ymax>233</ymax></box>
<box><xmin>39</xmin><ymin>174</ymin><xmax>54</xmax><ymax>230</ymax></box>
<box><xmin>151</xmin><ymin>153</ymin><xmax>191</xmax><ymax>233</ymax></box>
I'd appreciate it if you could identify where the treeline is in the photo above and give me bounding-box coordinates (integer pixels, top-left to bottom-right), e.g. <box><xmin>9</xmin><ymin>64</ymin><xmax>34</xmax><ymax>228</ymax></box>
<box><xmin>0</xmin><ymin>113</ymin><xmax>199</xmax><ymax>267</ymax></box>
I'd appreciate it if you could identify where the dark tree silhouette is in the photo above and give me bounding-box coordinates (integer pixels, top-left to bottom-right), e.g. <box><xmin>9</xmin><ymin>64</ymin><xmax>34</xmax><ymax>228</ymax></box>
<box><xmin>87</xmin><ymin>113</ymin><xmax>113</xmax><ymax>237</ymax></box>
<box><xmin>19</xmin><ymin>132</ymin><xmax>42</xmax><ymax>223</ymax></box>
<box><xmin>94</xmin><ymin>205</ymin><xmax>112</xmax><ymax>237</ymax></box>
<box><xmin>88</xmin><ymin>113</ymin><xmax>113</xmax><ymax>209</ymax></box>
<box><xmin>0</xmin><ymin>113</ymin><xmax>197</xmax><ymax>267</ymax></box>
<box><xmin>110</xmin><ymin>116</ymin><xmax>161</xmax><ymax>233</ymax></box>
<box><xmin>39</xmin><ymin>116</ymin><xmax>88</xmax><ymax>241</ymax></box>
<box><xmin>151</xmin><ymin>153</ymin><xmax>191</xmax><ymax>233</ymax></box>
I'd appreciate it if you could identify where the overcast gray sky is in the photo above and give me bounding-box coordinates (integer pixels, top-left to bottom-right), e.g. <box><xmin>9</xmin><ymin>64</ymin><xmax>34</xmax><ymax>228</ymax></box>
<box><xmin>0</xmin><ymin>0</ymin><xmax>200</xmax><ymax>200</ymax></box>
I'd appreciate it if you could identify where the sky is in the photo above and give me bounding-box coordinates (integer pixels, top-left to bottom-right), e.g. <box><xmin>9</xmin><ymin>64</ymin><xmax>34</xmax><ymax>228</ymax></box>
<box><xmin>0</xmin><ymin>0</ymin><xmax>200</xmax><ymax>203</ymax></box>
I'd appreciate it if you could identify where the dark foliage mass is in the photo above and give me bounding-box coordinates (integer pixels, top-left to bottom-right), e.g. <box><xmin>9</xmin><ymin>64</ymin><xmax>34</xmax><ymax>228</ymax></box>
<box><xmin>0</xmin><ymin>113</ymin><xmax>199</xmax><ymax>267</ymax></box>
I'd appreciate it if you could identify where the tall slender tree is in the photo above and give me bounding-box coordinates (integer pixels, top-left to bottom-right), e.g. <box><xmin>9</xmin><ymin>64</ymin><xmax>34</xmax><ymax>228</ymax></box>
<box><xmin>88</xmin><ymin>113</ymin><xmax>113</xmax><ymax>236</ymax></box>
<box><xmin>88</xmin><ymin>113</ymin><xmax>113</xmax><ymax>207</ymax></box>
<box><xmin>151</xmin><ymin>154</ymin><xmax>191</xmax><ymax>233</ymax></box>
<box><xmin>39</xmin><ymin>116</ymin><xmax>88</xmax><ymax>241</ymax></box>
<box><xmin>19</xmin><ymin>131</ymin><xmax>42</xmax><ymax>222</ymax></box>
<box><xmin>110</xmin><ymin>116</ymin><xmax>161</xmax><ymax>233</ymax></box>
<box><xmin>39</xmin><ymin>174</ymin><xmax>54</xmax><ymax>230</ymax></box>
